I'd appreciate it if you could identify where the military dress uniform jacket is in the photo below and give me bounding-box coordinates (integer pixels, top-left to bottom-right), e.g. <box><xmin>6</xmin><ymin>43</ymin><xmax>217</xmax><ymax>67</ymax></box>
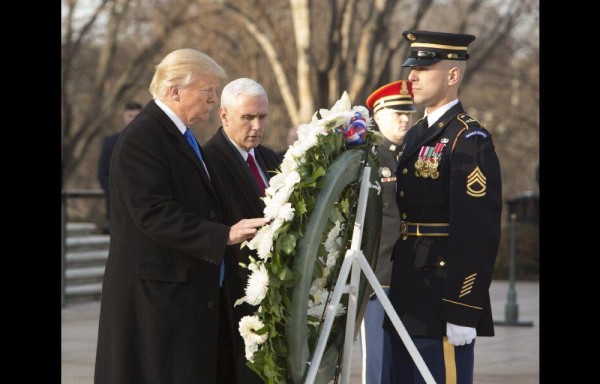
<box><xmin>94</xmin><ymin>100</ymin><xmax>232</xmax><ymax>384</ymax></box>
<box><xmin>203</xmin><ymin>127</ymin><xmax>281</xmax><ymax>384</ymax></box>
<box><xmin>375</xmin><ymin>138</ymin><xmax>403</xmax><ymax>286</ymax></box>
<box><xmin>384</xmin><ymin>102</ymin><xmax>502</xmax><ymax>338</ymax></box>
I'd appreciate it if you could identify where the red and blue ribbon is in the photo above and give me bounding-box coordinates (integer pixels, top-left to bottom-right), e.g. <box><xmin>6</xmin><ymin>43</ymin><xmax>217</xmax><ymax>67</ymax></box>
<box><xmin>341</xmin><ymin>111</ymin><xmax>368</xmax><ymax>146</ymax></box>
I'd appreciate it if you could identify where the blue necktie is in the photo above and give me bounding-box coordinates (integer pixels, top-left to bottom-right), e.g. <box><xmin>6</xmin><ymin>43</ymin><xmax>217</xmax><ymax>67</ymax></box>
<box><xmin>184</xmin><ymin>128</ymin><xmax>207</xmax><ymax>166</ymax></box>
<box><xmin>183</xmin><ymin>128</ymin><xmax>224</xmax><ymax>286</ymax></box>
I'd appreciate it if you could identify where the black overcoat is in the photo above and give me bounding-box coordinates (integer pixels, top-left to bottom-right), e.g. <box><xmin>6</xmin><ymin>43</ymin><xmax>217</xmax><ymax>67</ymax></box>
<box><xmin>203</xmin><ymin>127</ymin><xmax>280</xmax><ymax>383</ymax></box>
<box><xmin>94</xmin><ymin>100</ymin><xmax>232</xmax><ymax>384</ymax></box>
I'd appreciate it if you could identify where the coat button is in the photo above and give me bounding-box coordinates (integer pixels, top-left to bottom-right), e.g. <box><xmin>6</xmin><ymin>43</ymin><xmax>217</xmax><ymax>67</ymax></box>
<box><xmin>402</xmin><ymin>168</ymin><xmax>408</xmax><ymax>174</ymax></box>
<box><xmin>401</xmin><ymin>213</ymin><xmax>407</xmax><ymax>219</ymax></box>
<box><xmin>209</xmin><ymin>210</ymin><xmax>216</xmax><ymax>218</ymax></box>
<box><xmin>399</xmin><ymin>190</ymin><xmax>405</xmax><ymax>197</ymax></box>
<box><xmin>207</xmin><ymin>300</ymin><xmax>214</xmax><ymax>309</ymax></box>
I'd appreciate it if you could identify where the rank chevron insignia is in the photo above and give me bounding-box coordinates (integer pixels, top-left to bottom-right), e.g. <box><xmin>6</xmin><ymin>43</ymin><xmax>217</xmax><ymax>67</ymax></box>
<box><xmin>459</xmin><ymin>273</ymin><xmax>477</xmax><ymax>298</ymax></box>
<box><xmin>466</xmin><ymin>166</ymin><xmax>486</xmax><ymax>197</ymax></box>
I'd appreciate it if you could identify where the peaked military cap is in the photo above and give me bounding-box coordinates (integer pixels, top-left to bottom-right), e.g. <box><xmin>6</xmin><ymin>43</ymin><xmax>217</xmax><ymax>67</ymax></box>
<box><xmin>402</xmin><ymin>30</ymin><xmax>476</xmax><ymax>67</ymax></box>
<box><xmin>366</xmin><ymin>80</ymin><xmax>416</xmax><ymax>115</ymax></box>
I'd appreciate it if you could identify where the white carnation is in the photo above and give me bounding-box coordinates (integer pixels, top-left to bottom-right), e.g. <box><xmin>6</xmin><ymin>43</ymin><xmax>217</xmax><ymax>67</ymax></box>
<box><xmin>277</xmin><ymin>203</ymin><xmax>295</xmax><ymax>222</ymax></box>
<box><xmin>239</xmin><ymin>315</ymin><xmax>268</xmax><ymax>362</ymax></box>
<box><xmin>283</xmin><ymin>171</ymin><xmax>301</xmax><ymax>189</ymax></box>
<box><xmin>280</xmin><ymin>155</ymin><xmax>299</xmax><ymax>173</ymax></box>
<box><xmin>319</xmin><ymin>91</ymin><xmax>352</xmax><ymax>119</ymax></box>
<box><xmin>246</xmin><ymin>222</ymin><xmax>279</xmax><ymax>260</ymax></box>
<box><xmin>335</xmin><ymin>303</ymin><xmax>346</xmax><ymax>317</ymax></box>
<box><xmin>324</xmin><ymin>221</ymin><xmax>343</xmax><ymax>252</ymax></box>
<box><xmin>325</xmin><ymin>249</ymin><xmax>340</xmax><ymax>269</ymax></box>
<box><xmin>244</xmin><ymin>263</ymin><xmax>269</xmax><ymax>305</ymax></box>
<box><xmin>263</xmin><ymin>189</ymin><xmax>290</xmax><ymax>221</ymax></box>
<box><xmin>245</xmin><ymin>343</ymin><xmax>259</xmax><ymax>362</ymax></box>
<box><xmin>307</xmin><ymin>302</ymin><xmax>325</xmax><ymax>325</ymax></box>
<box><xmin>268</xmin><ymin>172</ymin><xmax>286</xmax><ymax>191</ymax></box>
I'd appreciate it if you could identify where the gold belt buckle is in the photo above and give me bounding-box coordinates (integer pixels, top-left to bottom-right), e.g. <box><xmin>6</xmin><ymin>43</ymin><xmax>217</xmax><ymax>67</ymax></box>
<box><xmin>400</xmin><ymin>221</ymin><xmax>408</xmax><ymax>235</ymax></box>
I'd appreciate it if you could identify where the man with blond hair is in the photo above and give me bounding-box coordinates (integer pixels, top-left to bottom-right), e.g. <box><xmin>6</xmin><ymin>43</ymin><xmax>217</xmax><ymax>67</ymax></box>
<box><xmin>94</xmin><ymin>49</ymin><xmax>267</xmax><ymax>384</ymax></box>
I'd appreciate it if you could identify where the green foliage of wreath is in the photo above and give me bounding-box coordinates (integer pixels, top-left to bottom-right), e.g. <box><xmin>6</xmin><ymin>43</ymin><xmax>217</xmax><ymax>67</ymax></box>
<box><xmin>237</xmin><ymin>96</ymin><xmax>384</xmax><ymax>383</ymax></box>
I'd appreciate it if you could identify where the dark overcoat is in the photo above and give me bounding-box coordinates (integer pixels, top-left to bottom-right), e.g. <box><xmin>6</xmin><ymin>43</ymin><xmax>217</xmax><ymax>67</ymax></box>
<box><xmin>97</xmin><ymin>132</ymin><xmax>119</xmax><ymax>192</ymax></box>
<box><xmin>384</xmin><ymin>102</ymin><xmax>502</xmax><ymax>338</ymax></box>
<box><xmin>203</xmin><ymin>127</ymin><xmax>280</xmax><ymax>383</ymax></box>
<box><xmin>94</xmin><ymin>100</ymin><xmax>232</xmax><ymax>384</ymax></box>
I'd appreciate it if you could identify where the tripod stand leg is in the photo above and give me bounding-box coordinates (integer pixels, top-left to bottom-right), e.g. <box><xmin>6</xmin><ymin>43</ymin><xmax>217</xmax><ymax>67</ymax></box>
<box><xmin>304</xmin><ymin>166</ymin><xmax>435</xmax><ymax>383</ymax></box>
<box><xmin>354</xmin><ymin>251</ymin><xmax>436</xmax><ymax>384</ymax></box>
<box><xmin>304</xmin><ymin>251</ymin><xmax>356</xmax><ymax>383</ymax></box>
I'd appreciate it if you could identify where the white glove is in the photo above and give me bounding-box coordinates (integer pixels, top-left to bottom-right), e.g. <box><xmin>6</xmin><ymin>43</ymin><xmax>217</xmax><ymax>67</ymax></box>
<box><xmin>446</xmin><ymin>322</ymin><xmax>477</xmax><ymax>346</ymax></box>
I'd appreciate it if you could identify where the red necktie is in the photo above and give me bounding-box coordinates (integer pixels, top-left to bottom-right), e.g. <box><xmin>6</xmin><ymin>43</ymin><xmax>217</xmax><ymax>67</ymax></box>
<box><xmin>247</xmin><ymin>153</ymin><xmax>267</xmax><ymax>196</ymax></box>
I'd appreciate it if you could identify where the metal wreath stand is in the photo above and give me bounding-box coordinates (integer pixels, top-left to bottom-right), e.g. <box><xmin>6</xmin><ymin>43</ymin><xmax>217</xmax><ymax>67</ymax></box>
<box><xmin>303</xmin><ymin>165</ymin><xmax>436</xmax><ymax>384</ymax></box>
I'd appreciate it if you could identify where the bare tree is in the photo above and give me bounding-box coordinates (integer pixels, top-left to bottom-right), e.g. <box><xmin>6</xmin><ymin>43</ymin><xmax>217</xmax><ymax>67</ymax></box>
<box><xmin>204</xmin><ymin>0</ymin><xmax>534</xmax><ymax>124</ymax></box>
<box><xmin>62</xmin><ymin>0</ymin><xmax>538</xmax><ymax>222</ymax></box>
<box><xmin>61</xmin><ymin>0</ymin><xmax>196</xmax><ymax>184</ymax></box>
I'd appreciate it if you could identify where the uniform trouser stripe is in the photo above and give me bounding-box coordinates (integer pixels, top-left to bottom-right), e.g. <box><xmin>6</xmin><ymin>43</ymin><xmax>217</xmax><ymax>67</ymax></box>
<box><xmin>389</xmin><ymin>332</ymin><xmax>474</xmax><ymax>383</ymax></box>
<box><xmin>443</xmin><ymin>337</ymin><xmax>457</xmax><ymax>384</ymax></box>
<box><xmin>360</xmin><ymin>320</ymin><xmax>367</xmax><ymax>384</ymax></box>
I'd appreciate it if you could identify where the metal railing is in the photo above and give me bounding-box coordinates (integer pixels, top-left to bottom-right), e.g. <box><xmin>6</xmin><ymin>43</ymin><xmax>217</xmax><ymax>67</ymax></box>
<box><xmin>61</xmin><ymin>189</ymin><xmax>106</xmax><ymax>307</ymax></box>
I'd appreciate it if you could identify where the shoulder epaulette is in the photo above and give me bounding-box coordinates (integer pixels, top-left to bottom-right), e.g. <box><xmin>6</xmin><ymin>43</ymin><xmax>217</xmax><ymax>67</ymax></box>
<box><xmin>451</xmin><ymin>113</ymin><xmax>488</xmax><ymax>153</ymax></box>
<box><xmin>457</xmin><ymin>113</ymin><xmax>481</xmax><ymax>129</ymax></box>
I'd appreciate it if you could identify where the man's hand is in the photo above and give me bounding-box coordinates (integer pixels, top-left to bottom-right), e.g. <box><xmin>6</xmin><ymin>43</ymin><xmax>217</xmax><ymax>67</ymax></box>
<box><xmin>446</xmin><ymin>322</ymin><xmax>476</xmax><ymax>346</ymax></box>
<box><xmin>228</xmin><ymin>218</ymin><xmax>269</xmax><ymax>245</ymax></box>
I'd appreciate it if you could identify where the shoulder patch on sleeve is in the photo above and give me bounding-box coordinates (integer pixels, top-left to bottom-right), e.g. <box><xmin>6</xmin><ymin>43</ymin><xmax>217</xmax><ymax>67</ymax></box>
<box><xmin>465</xmin><ymin>130</ymin><xmax>488</xmax><ymax>139</ymax></box>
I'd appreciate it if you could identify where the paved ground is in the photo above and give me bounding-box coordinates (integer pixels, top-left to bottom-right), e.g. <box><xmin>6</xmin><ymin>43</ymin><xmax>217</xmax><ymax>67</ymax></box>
<box><xmin>62</xmin><ymin>279</ymin><xmax>539</xmax><ymax>383</ymax></box>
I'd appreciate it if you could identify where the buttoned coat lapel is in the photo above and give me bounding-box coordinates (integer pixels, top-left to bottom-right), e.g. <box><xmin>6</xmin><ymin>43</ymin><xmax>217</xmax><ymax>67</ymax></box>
<box><xmin>398</xmin><ymin>102</ymin><xmax>466</xmax><ymax>167</ymax></box>
<box><xmin>206</xmin><ymin>128</ymin><xmax>264</xmax><ymax>216</ymax></box>
<box><xmin>145</xmin><ymin>101</ymin><xmax>219</xmax><ymax>202</ymax></box>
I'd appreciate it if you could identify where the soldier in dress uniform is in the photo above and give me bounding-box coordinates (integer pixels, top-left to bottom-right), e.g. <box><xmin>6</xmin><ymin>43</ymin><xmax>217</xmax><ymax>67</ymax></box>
<box><xmin>362</xmin><ymin>80</ymin><xmax>416</xmax><ymax>384</ymax></box>
<box><xmin>384</xmin><ymin>30</ymin><xmax>502</xmax><ymax>384</ymax></box>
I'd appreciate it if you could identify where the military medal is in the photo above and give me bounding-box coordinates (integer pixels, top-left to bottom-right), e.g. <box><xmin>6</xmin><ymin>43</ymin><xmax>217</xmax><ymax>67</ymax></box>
<box><xmin>425</xmin><ymin>147</ymin><xmax>437</xmax><ymax>178</ymax></box>
<box><xmin>414</xmin><ymin>147</ymin><xmax>427</xmax><ymax>171</ymax></box>
<box><xmin>429</xmin><ymin>143</ymin><xmax>445</xmax><ymax>179</ymax></box>
<box><xmin>428</xmin><ymin>159</ymin><xmax>438</xmax><ymax>172</ymax></box>
<box><xmin>381</xmin><ymin>167</ymin><xmax>392</xmax><ymax>178</ymax></box>
<box><xmin>414</xmin><ymin>142</ymin><xmax>447</xmax><ymax>179</ymax></box>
